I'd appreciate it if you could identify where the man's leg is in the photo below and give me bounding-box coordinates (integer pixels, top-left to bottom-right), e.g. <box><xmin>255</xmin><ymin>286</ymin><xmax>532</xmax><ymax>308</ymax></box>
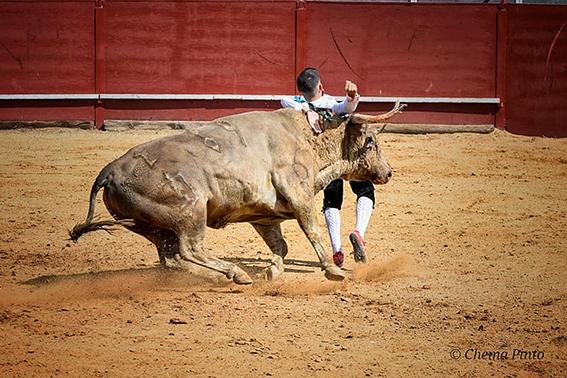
<box><xmin>349</xmin><ymin>180</ymin><xmax>375</xmax><ymax>263</ymax></box>
<box><xmin>323</xmin><ymin>179</ymin><xmax>344</xmax><ymax>267</ymax></box>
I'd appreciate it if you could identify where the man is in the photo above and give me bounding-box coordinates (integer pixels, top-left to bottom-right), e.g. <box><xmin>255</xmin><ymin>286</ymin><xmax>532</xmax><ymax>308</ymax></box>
<box><xmin>281</xmin><ymin>67</ymin><xmax>375</xmax><ymax>268</ymax></box>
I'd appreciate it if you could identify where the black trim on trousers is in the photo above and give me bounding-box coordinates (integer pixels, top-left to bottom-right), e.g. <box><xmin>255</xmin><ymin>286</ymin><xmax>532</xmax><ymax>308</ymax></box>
<box><xmin>322</xmin><ymin>179</ymin><xmax>375</xmax><ymax>211</ymax></box>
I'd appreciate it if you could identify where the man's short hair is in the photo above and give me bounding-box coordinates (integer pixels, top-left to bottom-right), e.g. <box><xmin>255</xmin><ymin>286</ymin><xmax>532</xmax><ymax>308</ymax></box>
<box><xmin>296</xmin><ymin>67</ymin><xmax>320</xmax><ymax>97</ymax></box>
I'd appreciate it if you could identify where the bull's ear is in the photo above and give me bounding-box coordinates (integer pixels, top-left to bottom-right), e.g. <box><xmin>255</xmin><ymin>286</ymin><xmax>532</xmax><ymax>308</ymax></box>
<box><xmin>323</xmin><ymin>113</ymin><xmax>350</xmax><ymax>130</ymax></box>
<box><xmin>346</xmin><ymin>120</ymin><xmax>366</xmax><ymax>137</ymax></box>
<box><xmin>350</xmin><ymin>101</ymin><xmax>407</xmax><ymax>124</ymax></box>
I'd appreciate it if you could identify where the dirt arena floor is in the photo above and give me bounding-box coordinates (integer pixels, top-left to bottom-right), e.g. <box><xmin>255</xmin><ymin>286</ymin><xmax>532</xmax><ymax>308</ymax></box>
<box><xmin>0</xmin><ymin>126</ymin><xmax>565</xmax><ymax>377</ymax></box>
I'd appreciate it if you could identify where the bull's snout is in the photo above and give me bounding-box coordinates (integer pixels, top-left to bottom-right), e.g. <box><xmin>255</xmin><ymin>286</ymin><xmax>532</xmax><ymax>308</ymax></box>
<box><xmin>382</xmin><ymin>168</ymin><xmax>392</xmax><ymax>184</ymax></box>
<box><xmin>372</xmin><ymin>165</ymin><xmax>392</xmax><ymax>185</ymax></box>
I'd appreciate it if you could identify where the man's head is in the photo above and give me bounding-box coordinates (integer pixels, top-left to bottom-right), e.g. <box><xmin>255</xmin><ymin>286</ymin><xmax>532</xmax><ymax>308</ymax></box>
<box><xmin>297</xmin><ymin>67</ymin><xmax>323</xmax><ymax>101</ymax></box>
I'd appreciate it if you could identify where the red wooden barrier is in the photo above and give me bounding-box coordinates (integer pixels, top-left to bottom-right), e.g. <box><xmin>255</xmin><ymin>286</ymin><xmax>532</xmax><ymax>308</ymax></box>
<box><xmin>0</xmin><ymin>1</ymin><xmax>565</xmax><ymax>136</ymax></box>
<box><xmin>0</xmin><ymin>0</ymin><xmax>94</xmax><ymax>120</ymax></box>
<box><xmin>103</xmin><ymin>99</ymin><xmax>281</xmax><ymax>122</ymax></box>
<box><xmin>505</xmin><ymin>5</ymin><xmax>567</xmax><ymax>137</ymax></box>
<box><xmin>302</xmin><ymin>2</ymin><xmax>498</xmax><ymax>124</ymax></box>
<box><xmin>0</xmin><ymin>1</ymin><xmax>94</xmax><ymax>94</ymax></box>
<box><xmin>303</xmin><ymin>3</ymin><xmax>497</xmax><ymax>98</ymax></box>
<box><xmin>103</xmin><ymin>0</ymin><xmax>296</xmax><ymax>95</ymax></box>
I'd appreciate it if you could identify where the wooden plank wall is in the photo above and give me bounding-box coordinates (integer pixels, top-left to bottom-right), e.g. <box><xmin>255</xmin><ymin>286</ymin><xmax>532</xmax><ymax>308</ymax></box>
<box><xmin>0</xmin><ymin>1</ymin><xmax>565</xmax><ymax>136</ymax></box>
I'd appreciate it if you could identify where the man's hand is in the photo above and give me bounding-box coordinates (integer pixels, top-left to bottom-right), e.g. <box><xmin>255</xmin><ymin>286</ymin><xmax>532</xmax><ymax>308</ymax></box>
<box><xmin>345</xmin><ymin>80</ymin><xmax>359</xmax><ymax>101</ymax></box>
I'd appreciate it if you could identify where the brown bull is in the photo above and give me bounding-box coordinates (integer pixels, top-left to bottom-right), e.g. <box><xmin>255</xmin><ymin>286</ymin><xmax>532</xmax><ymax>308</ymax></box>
<box><xmin>70</xmin><ymin>104</ymin><xmax>404</xmax><ymax>284</ymax></box>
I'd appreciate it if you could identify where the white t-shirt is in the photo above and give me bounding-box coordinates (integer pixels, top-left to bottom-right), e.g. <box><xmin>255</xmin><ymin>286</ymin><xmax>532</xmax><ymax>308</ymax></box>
<box><xmin>280</xmin><ymin>94</ymin><xmax>359</xmax><ymax>115</ymax></box>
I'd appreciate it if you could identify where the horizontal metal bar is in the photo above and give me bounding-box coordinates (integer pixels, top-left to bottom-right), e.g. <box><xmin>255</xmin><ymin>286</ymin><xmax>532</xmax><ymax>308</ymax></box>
<box><xmin>101</xmin><ymin>94</ymin><xmax>501</xmax><ymax>103</ymax></box>
<box><xmin>0</xmin><ymin>93</ymin><xmax>500</xmax><ymax>104</ymax></box>
<box><xmin>100</xmin><ymin>94</ymin><xmax>213</xmax><ymax>100</ymax></box>
<box><xmin>101</xmin><ymin>94</ymin><xmax>286</xmax><ymax>101</ymax></box>
<box><xmin>306</xmin><ymin>0</ymin><xmax>499</xmax><ymax>4</ymax></box>
<box><xmin>356</xmin><ymin>96</ymin><xmax>501</xmax><ymax>104</ymax></box>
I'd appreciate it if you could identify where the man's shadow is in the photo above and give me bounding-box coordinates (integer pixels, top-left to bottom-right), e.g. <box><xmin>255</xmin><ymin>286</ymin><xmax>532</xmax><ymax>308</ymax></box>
<box><xmin>223</xmin><ymin>256</ymin><xmax>321</xmax><ymax>275</ymax></box>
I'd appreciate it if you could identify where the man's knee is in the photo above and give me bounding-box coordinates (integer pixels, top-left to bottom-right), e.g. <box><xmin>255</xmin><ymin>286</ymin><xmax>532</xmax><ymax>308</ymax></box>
<box><xmin>323</xmin><ymin>179</ymin><xmax>344</xmax><ymax>211</ymax></box>
<box><xmin>350</xmin><ymin>181</ymin><xmax>375</xmax><ymax>205</ymax></box>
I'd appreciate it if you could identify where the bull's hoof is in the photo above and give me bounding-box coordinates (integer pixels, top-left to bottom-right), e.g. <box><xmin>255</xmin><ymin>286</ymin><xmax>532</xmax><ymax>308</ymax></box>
<box><xmin>324</xmin><ymin>265</ymin><xmax>346</xmax><ymax>281</ymax></box>
<box><xmin>265</xmin><ymin>265</ymin><xmax>283</xmax><ymax>281</ymax></box>
<box><xmin>162</xmin><ymin>257</ymin><xmax>185</xmax><ymax>270</ymax></box>
<box><xmin>228</xmin><ymin>267</ymin><xmax>253</xmax><ymax>285</ymax></box>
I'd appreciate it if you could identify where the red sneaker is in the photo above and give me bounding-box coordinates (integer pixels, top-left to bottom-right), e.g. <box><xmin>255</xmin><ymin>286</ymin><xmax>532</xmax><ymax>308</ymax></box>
<box><xmin>332</xmin><ymin>250</ymin><xmax>344</xmax><ymax>268</ymax></box>
<box><xmin>349</xmin><ymin>230</ymin><xmax>367</xmax><ymax>263</ymax></box>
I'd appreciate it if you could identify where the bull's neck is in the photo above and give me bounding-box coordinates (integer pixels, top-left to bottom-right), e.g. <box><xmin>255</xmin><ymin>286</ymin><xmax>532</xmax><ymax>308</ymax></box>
<box><xmin>285</xmin><ymin>109</ymin><xmax>359</xmax><ymax>192</ymax></box>
<box><xmin>300</xmin><ymin>120</ymin><xmax>358</xmax><ymax>193</ymax></box>
<box><xmin>314</xmin><ymin>160</ymin><xmax>356</xmax><ymax>192</ymax></box>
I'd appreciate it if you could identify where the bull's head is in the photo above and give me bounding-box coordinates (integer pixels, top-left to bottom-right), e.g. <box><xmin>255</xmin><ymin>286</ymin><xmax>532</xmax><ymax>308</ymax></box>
<box><xmin>336</xmin><ymin>101</ymin><xmax>407</xmax><ymax>185</ymax></box>
<box><xmin>343</xmin><ymin>122</ymin><xmax>391</xmax><ymax>185</ymax></box>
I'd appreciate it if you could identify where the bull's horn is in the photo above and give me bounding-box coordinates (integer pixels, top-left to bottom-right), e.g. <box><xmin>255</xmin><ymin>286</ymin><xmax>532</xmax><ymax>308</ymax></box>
<box><xmin>350</xmin><ymin>101</ymin><xmax>407</xmax><ymax>124</ymax></box>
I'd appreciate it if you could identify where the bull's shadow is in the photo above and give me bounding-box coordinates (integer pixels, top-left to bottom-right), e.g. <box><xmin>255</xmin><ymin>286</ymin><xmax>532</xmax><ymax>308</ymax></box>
<box><xmin>20</xmin><ymin>266</ymin><xmax>227</xmax><ymax>289</ymax></box>
<box><xmin>21</xmin><ymin>266</ymin><xmax>176</xmax><ymax>286</ymax></box>
<box><xmin>20</xmin><ymin>256</ymin><xmax>321</xmax><ymax>289</ymax></box>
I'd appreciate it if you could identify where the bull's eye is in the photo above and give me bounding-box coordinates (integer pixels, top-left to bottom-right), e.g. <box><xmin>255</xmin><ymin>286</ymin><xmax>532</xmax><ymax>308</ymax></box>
<box><xmin>364</xmin><ymin>137</ymin><xmax>375</xmax><ymax>150</ymax></box>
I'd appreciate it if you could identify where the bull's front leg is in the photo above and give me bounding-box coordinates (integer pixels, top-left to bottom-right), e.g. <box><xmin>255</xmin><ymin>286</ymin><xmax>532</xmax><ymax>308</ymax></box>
<box><xmin>294</xmin><ymin>207</ymin><xmax>345</xmax><ymax>281</ymax></box>
<box><xmin>272</xmin><ymin>169</ymin><xmax>345</xmax><ymax>281</ymax></box>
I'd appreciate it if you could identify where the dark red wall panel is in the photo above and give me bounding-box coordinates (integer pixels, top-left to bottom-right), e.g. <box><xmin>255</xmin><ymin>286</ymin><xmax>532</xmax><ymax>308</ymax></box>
<box><xmin>0</xmin><ymin>101</ymin><xmax>94</xmax><ymax>121</ymax></box>
<box><xmin>0</xmin><ymin>102</ymin><xmax>492</xmax><ymax>125</ymax></box>
<box><xmin>506</xmin><ymin>5</ymin><xmax>567</xmax><ymax>137</ymax></box>
<box><xmin>356</xmin><ymin>103</ymin><xmax>495</xmax><ymax>125</ymax></box>
<box><xmin>103</xmin><ymin>99</ymin><xmax>281</xmax><ymax>121</ymax></box>
<box><xmin>103</xmin><ymin>1</ymin><xmax>296</xmax><ymax>94</ymax></box>
<box><xmin>0</xmin><ymin>1</ymin><xmax>94</xmax><ymax>94</ymax></box>
<box><xmin>100</xmin><ymin>100</ymin><xmax>494</xmax><ymax>125</ymax></box>
<box><xmin>303</xmin><ymin>3</ymin><xmax>497</xmax><ymax>98</ymax></box>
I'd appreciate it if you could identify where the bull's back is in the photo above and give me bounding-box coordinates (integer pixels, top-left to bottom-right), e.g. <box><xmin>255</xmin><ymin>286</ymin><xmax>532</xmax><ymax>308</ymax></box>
<box><xmin>103</xmin><ymin>110</ymin><xmax>307</xmax><ymax>225</ymax></box>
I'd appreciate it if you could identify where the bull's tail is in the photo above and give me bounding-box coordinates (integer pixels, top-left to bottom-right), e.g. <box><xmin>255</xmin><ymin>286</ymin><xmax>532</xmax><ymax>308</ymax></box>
<box><xmin>69</xmin><ymin>165</ymin><xmax>133</xmax><ymax>242</ymax></box>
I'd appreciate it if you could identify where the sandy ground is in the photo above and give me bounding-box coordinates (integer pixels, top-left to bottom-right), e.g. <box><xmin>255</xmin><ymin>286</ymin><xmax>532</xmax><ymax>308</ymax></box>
<box><xmin>0</xmin><ymin>127</ymin><xmax>565</xmax><ymax>377</ymax></box>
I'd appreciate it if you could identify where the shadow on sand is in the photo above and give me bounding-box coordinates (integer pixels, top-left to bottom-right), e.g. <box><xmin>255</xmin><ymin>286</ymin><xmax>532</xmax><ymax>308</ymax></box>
<box><xmin>223</xmin><ymin>256</ymin><xmax>321</xmax><ymax>275</ymax></box>
<box><xmin>20</xmin><ymin>256</ymin><xmax>322</xmax><ymax>290</ymax></box>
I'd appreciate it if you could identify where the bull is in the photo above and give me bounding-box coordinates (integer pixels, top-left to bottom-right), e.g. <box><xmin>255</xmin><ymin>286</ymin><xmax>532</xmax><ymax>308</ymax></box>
<box><xmin>70</xmin><ymin>104</ymin><xmax>404</xmax><ymax>284</ymax></box>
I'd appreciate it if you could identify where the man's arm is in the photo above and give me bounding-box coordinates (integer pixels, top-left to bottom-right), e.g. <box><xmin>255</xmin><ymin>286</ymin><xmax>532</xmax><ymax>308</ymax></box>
<box><xmin>281</xmin><ymin>96</ymin><xmax>309</xmax><ymax>112</ymax></box>
<box><xmin>331</xmin><ymin>80</ymin><xmax>360</xmax><ymax>115</ymax></box>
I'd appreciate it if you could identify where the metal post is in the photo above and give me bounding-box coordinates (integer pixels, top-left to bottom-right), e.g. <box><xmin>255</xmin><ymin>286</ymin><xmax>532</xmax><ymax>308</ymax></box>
<box><xmin>295</xmin><ymin>0</ymin><xmax>306</xmax><ymax>88</ymax></box>
<box><xmin>496</xmin><ymin>1</ymin><xmax>508</xmax><ymax>130</ymax></box>
<box><xmin>94</xmin><ymin>0</ymin><xmax>105</xmax><ymax>129</ymax></box>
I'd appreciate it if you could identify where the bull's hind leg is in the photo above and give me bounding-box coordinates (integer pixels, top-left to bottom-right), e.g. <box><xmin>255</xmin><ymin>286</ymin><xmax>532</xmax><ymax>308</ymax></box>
<box><xmin>123</xmin><ymin>223</ymin><xmax>181</xmax><ymax>268</ymax></box>
<box><xmin>176</xmin><ymin>233</ymin><xmax>252</xmax><ymax>284</ymax></box>
<box><xmin>252</xmin><ymin>223</ymin><xmax>288</xmax><ymax>281</ymax></box>
<box><xmin>175</xmin><ymin>204</ymin><xmax>252</xmax><ymax>284</ymax></box>
<box><xmin>152</xmin><ymin>229</ymin><xmax>181</xmax><ymax>269</ymax></box>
